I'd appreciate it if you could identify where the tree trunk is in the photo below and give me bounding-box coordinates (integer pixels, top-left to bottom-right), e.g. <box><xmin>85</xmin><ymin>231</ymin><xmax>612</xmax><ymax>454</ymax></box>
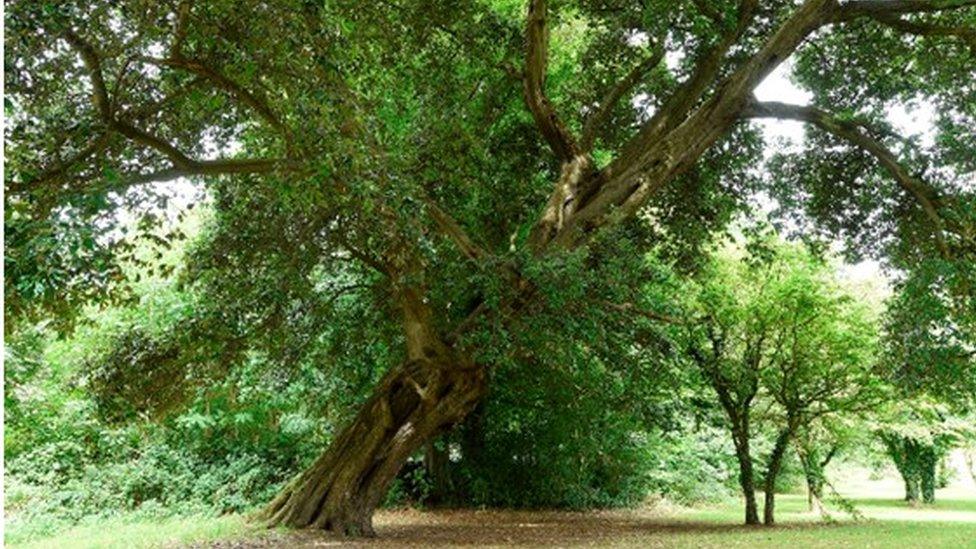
<box><xmin>801</xmin><ymin>457</ymin><xmax>825</xmax><ymax>514</ymax></box>
<box><xmin>920</xmin><ymin>445</ymin><xmax>937</xmax><ymax>504</ymax></box>
<box><xmin>882</xmin><ymin>434</ymin><xmax>921</xmax><ymax>505</ymax></box>
<box><xmin>461</xmin><ymin>401</ymin><xmax>486</xmax><ymax>465</ymax></box>
<box><xmin>905</xmin><ymin>475</ymin><xmax>921</xmax><ymax>505</ymax></box>
<box><xmin>260</xmin><ymin>285</ymin><xmax>485</xmax><ymax>536</ymax></box>
<box><xmin>807</xmin><ymin>482</ymin><xmax>824</xmax><ymax>514</ymax></box>
<box><xmin>763</xmin><ymin>428</ymin><xmax>793</xmax><ymax>526</ymax></box>
<box><xmin>260</xmin><ymin>360</ymin><xmax>485</xmax><ymax>535</ymax></box>
<box><xmin>733</xmin><ymin>428</ymin><xmax>760</xmax><ymax>526</ymax></box>
<box><xmin>798</xmin><ymin>443</ymin><xmax>833</xmax><ymax>515</ymax></box>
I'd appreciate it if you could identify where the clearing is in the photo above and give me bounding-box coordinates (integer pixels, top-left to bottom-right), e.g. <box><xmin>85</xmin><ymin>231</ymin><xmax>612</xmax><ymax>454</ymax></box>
<box><xmin>8</xmin><ymin>477</ymin><xmax>976</xmax><ymax>548</ymax></box>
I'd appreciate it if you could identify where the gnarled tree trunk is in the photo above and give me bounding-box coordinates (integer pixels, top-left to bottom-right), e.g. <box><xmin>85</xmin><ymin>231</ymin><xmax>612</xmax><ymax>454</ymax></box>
<box><xmin>260</xmin><ymin>286</ymin><xmax>486</xmax><ymax>536</ymax></box>
<box><xmin>260</xmin><ymin>360</ymin><xmax>485</xmax><ymax>535</ymax></box>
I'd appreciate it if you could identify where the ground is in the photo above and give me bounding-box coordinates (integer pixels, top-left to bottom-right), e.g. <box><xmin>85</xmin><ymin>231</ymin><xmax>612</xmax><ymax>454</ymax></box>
<box><xmin>7</xmin><ymin>474</ymin><xmax>976</xmax><ymax>548</ymax></box>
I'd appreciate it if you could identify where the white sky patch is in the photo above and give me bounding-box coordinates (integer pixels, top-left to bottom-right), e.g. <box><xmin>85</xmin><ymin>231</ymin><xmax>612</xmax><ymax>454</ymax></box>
<box><xmin>665</xmin><ymin>49</ymin><xmax>685</xmax><ymax>72</ymax></box>
<box><xmin>753</xmin><ymin>62</ymin><xmax>811</xmax><ymax>153</ymax></box>
<box><xmin>887</xmin><ymin>100</ymin><xmax>937</xmax><ymax>148</ymax></box>
<box><xmin>838</xmin><ymin>257</ymin><xmax>884</xmax><ymax>284</ymax></box>
<box><xmin>625</xmin><ymin>29</ymin><xmax>649</xmax><ymax>48</ymax></box>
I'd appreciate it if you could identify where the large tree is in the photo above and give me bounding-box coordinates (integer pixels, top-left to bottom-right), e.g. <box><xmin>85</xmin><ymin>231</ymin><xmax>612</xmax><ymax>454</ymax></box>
<box><xmin>6</xmin><ymin>0</ymin><xmax>975</xmax><ymax>536</ymax></box>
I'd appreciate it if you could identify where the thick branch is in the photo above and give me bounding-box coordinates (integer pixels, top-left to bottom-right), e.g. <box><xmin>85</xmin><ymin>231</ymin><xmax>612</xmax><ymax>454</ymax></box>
<box><xmin>110</xmin><ymin>158</ymin><xmax>284</xmax><ymax>188</ymax></box>
<box><xmin>142</xmin><ymin>56</ymin><xmax>292</xmax><ymax>148</ymax></box>
<box><xmin>870</xmin><ymin>12</ymin><xmax>976</xmax><ymax>50</ymax></box>
<box><xmin>834</xmin><ymin>0</ymin><xmax>976</xmax><ymax>22</ymax></box>
<box><xmin>63</xmin><ymin>30</ymin><xmax>112</xmax><ymax>120</ymax></box>
<box><xmin>742</xmin><ymin>100</ymin><xmax>949</xmax><ymax>256</ymax></box>
<box><xmin>523</xmin><ymin>0</ymin><xmax>579</xmax><ymax>161</ymax></box>
<box><xmin>602</xmin><ymin>300</ymin><xmax>684</xmax><ymax>324</ymax></box>
<box><xmin>171</xmin><ymin>1</ymin><xmax>191</xmax><ymax>58</ymax></box>
<box><xmin>554</xmin><ymin>0</ymin><xmax>836</xmax><ymax>249</ymax></box>
<box><xmin>610</xmin><ymin>0</ymin><xmax>757</xmax><ymax>165</ymax></box>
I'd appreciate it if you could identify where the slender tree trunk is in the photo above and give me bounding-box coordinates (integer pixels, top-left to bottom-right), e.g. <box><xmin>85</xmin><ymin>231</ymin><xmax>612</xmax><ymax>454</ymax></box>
<box><xmin>763</xmin><ymin>428</ymin><xmax>793</xmax><ymax>526</ymax></box>
<box><xmin>260</xmin><ymin>286</ymin><xmax>486</xmax><ymax>536</ymax></box>
<box><xmin>800</xmin><ymin>452</ymin><xmax>825</xmax><ymax>514</ymax></box>
<box><xmin>920</xmin><ymin>445</ymin><xmax>937</xmax><ymax>504</ymax></box>
<box><xmin>732</xmin><ymin>427</ymin><xmax>760</xmax><ymax>525</ymax></box>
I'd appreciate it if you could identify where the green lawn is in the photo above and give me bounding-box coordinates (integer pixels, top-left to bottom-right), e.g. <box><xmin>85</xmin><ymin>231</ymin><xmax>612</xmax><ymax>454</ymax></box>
<box><xmin>661</xmin><ymin>493</ymin><xmax>976</xmax><ymax>548</ymax></box>
<box><xmin>7</xmin><ymin>478</ymin><xmax>976</xmax><ymax>548</ymax></box>
<box><xmin>3</xmin><ymin>513</ymin><xmax>258</xmax><ymax>549</ymax></box>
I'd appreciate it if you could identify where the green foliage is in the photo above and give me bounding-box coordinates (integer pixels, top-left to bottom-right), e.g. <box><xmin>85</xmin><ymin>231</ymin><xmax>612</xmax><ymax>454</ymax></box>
<box><xmin>5</xmin><ymin>0</ymin><xmax>975</xmax><ymax>539</ymax></box>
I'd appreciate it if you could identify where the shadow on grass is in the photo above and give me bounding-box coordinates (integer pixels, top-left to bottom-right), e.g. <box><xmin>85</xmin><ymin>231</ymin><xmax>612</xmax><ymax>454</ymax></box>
<box><xmin>223</xmin><ymin>509</ymin><xmax>854</xmax><ymax>548</ymax></box>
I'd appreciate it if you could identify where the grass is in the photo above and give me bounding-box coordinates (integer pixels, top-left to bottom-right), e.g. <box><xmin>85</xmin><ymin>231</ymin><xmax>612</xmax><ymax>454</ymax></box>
<box><xmin>3</xmin><ymin>513</ymin><xmax>258</xmax><ymax>549</ymax></box>
<box><xmin>6</xmin><ymin>474</ymin><xmax>976</xmax><ymax>548</ymax></box>
<box><xmin>662</xmin><ymin>493</ymin><xmax>976</xmax><ymax>548</ymax></box>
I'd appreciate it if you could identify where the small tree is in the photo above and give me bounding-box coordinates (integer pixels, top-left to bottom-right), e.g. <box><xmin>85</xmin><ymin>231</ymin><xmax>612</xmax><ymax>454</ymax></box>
<box><xmin>876</xmin><ymin>401</ymin><xmax>969</xmax><ymax>505</ymax></box>
<box><xmin>687</xmin><ymin>238</ymin><xmax>880</xmax><ymax>525</ymax></box>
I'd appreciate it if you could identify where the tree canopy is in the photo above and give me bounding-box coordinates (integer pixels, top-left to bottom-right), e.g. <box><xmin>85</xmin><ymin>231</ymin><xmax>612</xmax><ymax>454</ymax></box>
<box><xmin>5</xmin><ymin>0</ymin><xmax>975</xmax><ymax>536</ymax></box>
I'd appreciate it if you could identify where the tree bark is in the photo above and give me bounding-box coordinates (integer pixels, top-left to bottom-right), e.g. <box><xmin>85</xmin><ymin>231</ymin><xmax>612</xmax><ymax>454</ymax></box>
<box><xmin>260</xmin><ymin>286</ymin><xmax>486</xmax><ymax>535</ymax></box>
<box><xmin>259</xmin><ymin>359</ymin><xmax>485</xmax><ymax>535</ymax></box>
<box><xmin>732</xmin><ymin>426</ymin><xmax>761</xmax><ymax>525</ymax></box>
<box><xmin>763</xmin><ymin>427</ymin><xmax>794</xmax><ymax>526</ymax></box>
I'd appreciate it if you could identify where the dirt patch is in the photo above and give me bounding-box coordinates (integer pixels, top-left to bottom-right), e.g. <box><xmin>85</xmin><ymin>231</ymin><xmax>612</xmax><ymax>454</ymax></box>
<box><xmin>194</xmin><ymin>508</ymin><xmax>817</xmax><ymax>548</ymax></box>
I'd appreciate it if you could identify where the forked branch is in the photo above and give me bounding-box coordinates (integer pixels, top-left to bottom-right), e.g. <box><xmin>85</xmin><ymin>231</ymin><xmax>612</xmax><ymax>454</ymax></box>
<box><xmin>579</xmin><ymin>44</ymin><xmax>666</xmax><ymax>151</ymax></box>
